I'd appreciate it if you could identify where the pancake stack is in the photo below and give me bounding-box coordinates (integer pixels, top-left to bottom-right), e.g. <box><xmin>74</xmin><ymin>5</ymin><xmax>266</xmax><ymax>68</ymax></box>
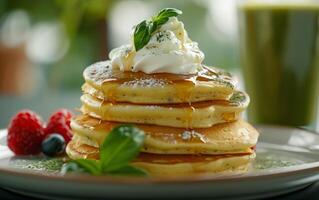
<box><xmin>66</xmin><ymin>60</ymin><xmax>259</xmax><ymax>176</ymax></box>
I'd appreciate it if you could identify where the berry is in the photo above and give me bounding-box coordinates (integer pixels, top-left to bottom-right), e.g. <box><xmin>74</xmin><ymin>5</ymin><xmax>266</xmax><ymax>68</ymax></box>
<box><xmin>45</xmin><ymin>109</ymin><xmax>73</xmax><ymax>143</ymax></box>
<box><xmin>7</xmin><ymin>110</ymin><xmax>45</xmax><ymax>155</ymax></box>
<box><xmin>41</xmin><ymin>134</ymin><xmax>66</xmax><ymax>157</ymax></box>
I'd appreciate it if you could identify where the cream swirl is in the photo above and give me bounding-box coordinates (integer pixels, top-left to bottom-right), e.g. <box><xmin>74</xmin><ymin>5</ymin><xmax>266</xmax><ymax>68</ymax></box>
<box><xmin>109</xmin><ymin>17</ymin><xmax>204</xmax><ymax>75</ymax></box>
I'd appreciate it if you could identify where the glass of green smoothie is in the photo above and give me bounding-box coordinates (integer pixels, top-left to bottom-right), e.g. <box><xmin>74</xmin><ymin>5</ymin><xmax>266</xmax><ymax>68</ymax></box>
<box><xmin>238</xmin><ymin>0</ymin><xmax>319</xmax><ymax>127</ymax></box>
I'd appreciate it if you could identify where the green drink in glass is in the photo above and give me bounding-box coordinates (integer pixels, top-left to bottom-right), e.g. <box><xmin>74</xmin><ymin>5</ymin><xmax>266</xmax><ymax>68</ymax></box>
<box><xmin>239</xmin><ymin>2</ymin><xmax>319</xmax><ymax>127</ymax></box>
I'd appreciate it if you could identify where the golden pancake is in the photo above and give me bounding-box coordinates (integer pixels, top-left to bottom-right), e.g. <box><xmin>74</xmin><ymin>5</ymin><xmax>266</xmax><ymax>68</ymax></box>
<box><xmin>70</xmin><ymin>115</ymin><xmax>258</xmax><ymax>155</ymax></box>
<box><xmin>83</xmin><ymin>61</ymin><xmax>236</xmax><ymax>104</ymax></box>
<box><xmin>66</xmin><ymin>140</ymin><xmax>255</xmax><ymax>176</ymax></box>
<box><xmin>80</xmin><ymin>91</ymin><xmax>249</xmax><ymax>128</ymax></box>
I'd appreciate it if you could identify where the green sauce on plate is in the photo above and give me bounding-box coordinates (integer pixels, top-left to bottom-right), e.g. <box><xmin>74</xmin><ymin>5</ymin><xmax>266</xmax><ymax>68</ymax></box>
<box><xmin>10</xmin><ymin>157</ymin><xmax>64</xmax><ymax>173</ymax></box>
<box><xmin>253</xmin><ymin>152</ymin><xmax>301</xmax><ymax>170</ymax></box>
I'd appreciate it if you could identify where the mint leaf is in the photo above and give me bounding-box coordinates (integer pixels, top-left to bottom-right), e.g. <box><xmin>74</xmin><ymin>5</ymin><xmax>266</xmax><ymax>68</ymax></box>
<box><xmin>72</xmin><ymin>159</ymin><xmax>101</xmax><ymax>175</ymax></box>
<box><xmin>107</xmin><ymin>165</ymin><xmax>147</xmax><ymax>176</ymax></box>
<box><xmin>133</xmin><ymin>8</ymin><xmax>183</xmax><ymax>51</ymax></box>
<box><xmin>134</xmin><ymin>20</ymin><xmax>151</xmax><ymax>51</ymax></box>
<box><xmin>100</xmin><ymin>125</ymin><xmax>145</xmax><ymax>172</ymax></box>
<box><xmin>153</xmin><ymin>17</ymin><xmax>169</xmax><ymax>26</ymax></box>
<box><xmin>61</xmin><ymin>125</ymin><xmax>147</xmax><ymax>176</ymax></box>
<box><xmin>149</xmin><ymin>21</ymin><xmax>158</xmax><ymax>34</ymax></box>
<box><xmin>157</xmin><ymin>8</ymin><xmax>182</xmax><ymax>20</ymax></box>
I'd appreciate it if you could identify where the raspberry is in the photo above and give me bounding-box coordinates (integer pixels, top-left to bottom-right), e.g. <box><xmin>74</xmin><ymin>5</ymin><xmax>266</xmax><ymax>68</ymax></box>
<box><xmin>7</xmin><ymin>110</ymin><xmax>45</xmax><ymax>155</ymax></box>
<box><xmin>45</xmin><ymin>109</ymin><xmax>73</xmax><ymax>143</ymax></box>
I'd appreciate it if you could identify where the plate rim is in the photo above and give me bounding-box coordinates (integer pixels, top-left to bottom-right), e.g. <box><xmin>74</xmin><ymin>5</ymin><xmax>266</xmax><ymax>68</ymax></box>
<box><xmin>0</xmin><ymin>124</ymin><xmax>319</xmax><ymax>184</ymax></box>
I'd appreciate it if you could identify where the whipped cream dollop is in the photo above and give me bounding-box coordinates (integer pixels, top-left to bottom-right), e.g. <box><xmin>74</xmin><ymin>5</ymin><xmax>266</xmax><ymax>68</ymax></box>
<box><xmin>109</xmin><ymin>17</ymin><xmax>204</xmax><ymax>75</ymax></box>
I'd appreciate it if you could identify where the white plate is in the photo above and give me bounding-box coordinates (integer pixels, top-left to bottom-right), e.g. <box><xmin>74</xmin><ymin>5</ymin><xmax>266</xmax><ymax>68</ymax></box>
<box><xmin>0</xmin><ymin>125</ymin><xmax>319</xmax><ymax>200</ymax></box>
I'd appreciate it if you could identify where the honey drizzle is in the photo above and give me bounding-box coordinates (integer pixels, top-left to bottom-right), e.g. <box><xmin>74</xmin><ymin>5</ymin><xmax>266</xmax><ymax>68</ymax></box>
<box><xmin>85</xmin><ymin>63</ymin><xmax>235</xmax><ymax>104</ymax></box>
<box><xmin>123</xmin><ymin>51</ymin><xmax>136</xmax><ymax>71</ymax></box>
<box><xmin>105</xmin><ymin>85</ymin><xmax>117</xmax><ymax>103</ymax></box>
<box><xmin>185</xmin><ymin>105</ymin><xmax>195</xmax><ymax>129</ymax></box>
<box><xmin>84</xmin><ymin>62</ymin><xmax>237</xmax><ymax>122</ymax></box>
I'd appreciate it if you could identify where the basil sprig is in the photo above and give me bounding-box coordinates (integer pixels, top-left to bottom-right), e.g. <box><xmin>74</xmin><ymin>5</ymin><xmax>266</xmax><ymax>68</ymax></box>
<box><xmin>61</xmin><ymin>125</ymin><xmax>147</xmax><ymax>176</ymax></box>
<box><xmin>134</xmin><ymin>8</ymin><xmax>182</xmax><ymax>51</ymax></box>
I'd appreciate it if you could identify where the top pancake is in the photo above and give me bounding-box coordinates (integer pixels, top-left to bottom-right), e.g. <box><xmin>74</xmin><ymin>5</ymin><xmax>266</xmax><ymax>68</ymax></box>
<box><xmin>83</xmin><ymin>61</ymin><xmax>237</xmax><ymax>104</ymax></box>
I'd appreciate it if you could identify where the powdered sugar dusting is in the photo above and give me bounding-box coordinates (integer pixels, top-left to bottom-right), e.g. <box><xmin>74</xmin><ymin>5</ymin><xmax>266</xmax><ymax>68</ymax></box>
<box><xmin>121</xmin><ymin>78</ymin><xmax>167</xmax><ymax>88</ymax></box>
<box><xmin>144</xmin><ymin>105</ymin><xmax>159</xmax><ymax>109</ymax></box>
<box><xmin>180</xmin><ymin>130</ymin><xmax>208</xmax><ymax>143</ymax></box>
<box><xmin>84</xmin><ymin>61</ymin><xmax>113</xmax><ymax>84</ymax></box>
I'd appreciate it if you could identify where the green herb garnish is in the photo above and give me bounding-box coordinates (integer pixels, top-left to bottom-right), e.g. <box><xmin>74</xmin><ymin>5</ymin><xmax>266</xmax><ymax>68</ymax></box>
<box><xmin>61</xmin><ymin>125</ymin><xmax>147</xmax><ymax>176</ymax></box>
<box><xmin>229</xmin><ymin>91</ymin><xmax>246</xmax><ymax>105</ymax></box>
<box><xmin>134</xmin><ymin>8</ymin><xmax>182</xmax><ymax>51</ymax></box>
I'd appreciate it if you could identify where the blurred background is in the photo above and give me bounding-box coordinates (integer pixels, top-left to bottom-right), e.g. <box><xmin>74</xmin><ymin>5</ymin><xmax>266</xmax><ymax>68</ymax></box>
<box><xmin>0</xmin><ymin>0</ymin><xmax>318</xmax><ymax>130</ymax></box>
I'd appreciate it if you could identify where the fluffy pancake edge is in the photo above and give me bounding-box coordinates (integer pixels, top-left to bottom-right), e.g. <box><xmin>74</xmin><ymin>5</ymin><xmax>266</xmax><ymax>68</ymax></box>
<box><xmin>70</xmin><ymin>115</ymin><xmax>258</xmax><ymax>155</ymax></box>
<box><xmin>66</xmin><ymin>140</ymin><xmax>255</xmax><ymax>176</ymax></box>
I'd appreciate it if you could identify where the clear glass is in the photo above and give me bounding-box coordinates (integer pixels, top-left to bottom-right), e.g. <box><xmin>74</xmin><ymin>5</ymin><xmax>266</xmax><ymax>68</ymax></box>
<box><xmin>238</xmin><ymin>0</ymin><xmax>319</xmax><ymax>128</ymax></box>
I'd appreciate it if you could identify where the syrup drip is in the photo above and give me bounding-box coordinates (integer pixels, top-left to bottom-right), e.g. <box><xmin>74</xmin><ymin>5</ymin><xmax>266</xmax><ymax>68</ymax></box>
<box><xmin>185</xmin><ymin>105</ymin><xmax>195</xmax><ymax>129</ymax></box>
<box><xmin>123</xmin><ymin>51</ymin><xmax>135</xmax><ymax>71</ymax></box>
<box><xmin>84</xmin><ymin>62</ymin><xmax>236</xmax><ymax>110</ymax></box>
<box><xmin>83</xmin><ymin>62</ymin><xmax>240</xmax><ymax>129</ymax></box>
<box><xmin>105</xmin><ymin>85</ymin><xmax>117</xmax><ymax>103</ymax></box>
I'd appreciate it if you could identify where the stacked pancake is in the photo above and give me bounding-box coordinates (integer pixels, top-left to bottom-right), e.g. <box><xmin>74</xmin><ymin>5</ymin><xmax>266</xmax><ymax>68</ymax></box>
<box><xmin>66</xmin><ymin>9</ymin><xmax>259</xmax><ymax>176</ymax></box>
<box><xmin>66</xmin><ymin>61</ymin><xmax>259</xmax><ymax>175</ymax></box>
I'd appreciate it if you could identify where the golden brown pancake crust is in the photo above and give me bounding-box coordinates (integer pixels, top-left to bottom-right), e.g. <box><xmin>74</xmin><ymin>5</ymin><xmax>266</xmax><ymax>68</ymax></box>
<box><xmin>71</xmin><ymin>115</ymin><xmax>258</xmax><ymax>155</ymax></box>
<box><xmin>66</xmin><ymin>140</ymin><xmax>255</xmax><ymax>175</ymax></box>
<box><xmin>83</xmin><ymin>61</ymin><xmax>236</xmax><ymax>104</ymax></box>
